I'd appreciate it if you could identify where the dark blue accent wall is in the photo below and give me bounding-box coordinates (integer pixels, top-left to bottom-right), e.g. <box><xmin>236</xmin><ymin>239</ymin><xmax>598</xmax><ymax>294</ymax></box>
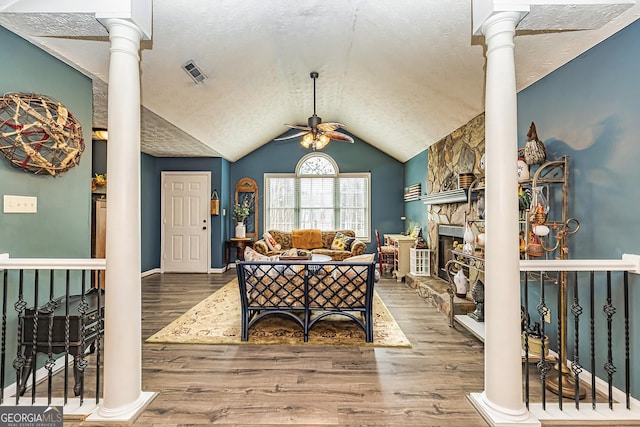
<box><xmin>141</xmin><ymin>153</ymin><xmax>160</xmax><ymax>271</ymax></box>
<box><xmin>404</xmin><ymin>148</ymin><xmax>429</xmax><ymax>237</ymax></box>
<box><xmin>230</xmin><ymin>132</ymin><xmax>405</xmax><ymax>253</ymax></box>
<box><xmin>516</xmin><ymin>21</ymin><xmax>640</xmax><ymax>397</ymax></box>
<box><xmin>139</xmin><ymin>156</ymin><xmax>229</xmax><ymax>270</ymax></box>
<box><xmin>92</xmin><ymin>140</ymin><xmax>107</xmax><ymax>176</ymax></box>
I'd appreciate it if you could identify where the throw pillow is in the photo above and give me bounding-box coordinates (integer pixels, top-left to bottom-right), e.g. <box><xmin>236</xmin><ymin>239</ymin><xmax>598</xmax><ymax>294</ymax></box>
<box><xmin>331</xmin><ymin>231</ymin><xmax>355</xmax><ymax>251</ymax></box>
<box><xmin>263</xmin><ymin>231</ymin><xmax>281</xmax><ymax>251</ymax></box>
<box><xmin>343</xmin><ymin>253</ymin><xmax>375</xmax><ymax>263</ymax></box>
<box><xmin>333</xmin><ymin>253</ymin><xmax>375</xmax><ymax>281</ymax></box>
<box><xmin>242</xmin><ymin>247</ymin><xmax>281</xmax><ymax>277</ymax></box>
<box><xmin>244</xmin><ymin>246</ymin><xmax>278</xmax><ymax>262</ymax></box>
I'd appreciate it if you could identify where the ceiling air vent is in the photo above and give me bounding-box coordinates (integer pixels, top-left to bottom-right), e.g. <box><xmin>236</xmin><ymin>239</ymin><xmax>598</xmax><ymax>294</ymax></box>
<box><xmin>182</xmin><ymin>60</ymin><xmax>207</xmax><ymax>84</ymax></box>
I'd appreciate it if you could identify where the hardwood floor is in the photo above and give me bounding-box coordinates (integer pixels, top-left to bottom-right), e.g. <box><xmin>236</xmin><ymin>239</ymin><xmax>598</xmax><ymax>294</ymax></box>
<box><xmin>73</xmin><ymin>271</ymin><xmax>489</xmax><ymax>426</ymax></box>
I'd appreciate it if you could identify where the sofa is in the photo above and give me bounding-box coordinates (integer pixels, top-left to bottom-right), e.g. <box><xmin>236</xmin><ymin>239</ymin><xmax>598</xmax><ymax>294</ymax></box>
<box><xmin>254</xmin><ymin>229</ymin><xmax>366</xmax><ymax>261</ymax></box>
<box><xmin>236</xmin><ymin>258</ymin><xmax>376</xmax><ymax>342</ymax></box>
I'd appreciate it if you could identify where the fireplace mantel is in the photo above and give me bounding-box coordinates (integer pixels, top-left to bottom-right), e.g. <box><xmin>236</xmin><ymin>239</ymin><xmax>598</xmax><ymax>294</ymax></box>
<box><xmin>421</xmin><ymin>189</ymin><xmax>468</xmax><ymax>205</ymax></box>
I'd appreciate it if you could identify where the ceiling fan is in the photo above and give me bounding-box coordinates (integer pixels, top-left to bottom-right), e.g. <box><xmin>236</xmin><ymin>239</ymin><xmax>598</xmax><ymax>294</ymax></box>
<box><xmin>275</xmin><ymin>71</ymin><xmax>354</xmax><ymax>150</ymax></box>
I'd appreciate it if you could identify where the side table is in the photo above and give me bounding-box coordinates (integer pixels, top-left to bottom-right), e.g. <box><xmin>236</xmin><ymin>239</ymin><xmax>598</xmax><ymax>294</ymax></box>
<box><xmin>226</xmin><ymin>238</ymin><xmax>254</xmax><ymax>266</ymax></box>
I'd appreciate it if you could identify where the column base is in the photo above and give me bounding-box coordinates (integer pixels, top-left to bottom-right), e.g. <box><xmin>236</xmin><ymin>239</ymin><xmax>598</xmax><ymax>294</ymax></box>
<box><xmin>86</xmin><ymin>391</ymin><xmax>157</xmax><ymax>424</ymax></box>
<box><xmin>468</xmin><ymin>392</ymin><xmax>540</xmax><ymax>427</ymax></box>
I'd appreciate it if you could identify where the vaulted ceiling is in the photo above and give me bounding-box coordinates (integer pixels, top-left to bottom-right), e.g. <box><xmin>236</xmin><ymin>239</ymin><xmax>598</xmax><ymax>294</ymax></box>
<box><xmin>1</xmin><ymin>1</ymin><xmax>638</xmax><ymax>162</ymax></box>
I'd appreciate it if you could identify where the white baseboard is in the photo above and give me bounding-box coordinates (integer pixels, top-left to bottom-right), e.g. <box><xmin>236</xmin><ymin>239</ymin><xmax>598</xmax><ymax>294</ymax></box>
<box><xmin>3</xmin><ymin>356</ymin><xmax>69</xmax><ymax>401</ymax></box>
<box><xmin>143</xmin><ymin>267</ymin><xmax>232</xmax><ymax>276</ymax></box>
<box><xmin>141</xmin><ymin>268</ymin><xmax>161</xmax><ymax>277</ymax></box>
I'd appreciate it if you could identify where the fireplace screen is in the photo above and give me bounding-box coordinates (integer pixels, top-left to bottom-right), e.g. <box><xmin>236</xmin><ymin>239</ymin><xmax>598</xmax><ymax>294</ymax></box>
<box><xmin>437</xmin><ymin>225</ymin><xmax>464</xmax><ymax>280</ymax></box>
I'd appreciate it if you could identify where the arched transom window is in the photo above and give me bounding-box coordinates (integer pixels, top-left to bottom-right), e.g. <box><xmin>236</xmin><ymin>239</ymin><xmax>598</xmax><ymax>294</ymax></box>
<box><xmin>264</xmin><ymin>153</ymin><xmax>370</xmax><ymax>240</ymax></box>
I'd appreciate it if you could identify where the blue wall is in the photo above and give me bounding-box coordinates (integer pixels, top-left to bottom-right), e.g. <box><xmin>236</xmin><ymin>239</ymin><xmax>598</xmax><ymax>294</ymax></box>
<box><xmin>0</xmin><ymin>26</ymin><xmax>93</xmax><ymax>384</ymax></box>
<box><xmin>516</xmin><ymin>21</ymin><xmax>640</xmax><ymax>396</ymax></box>
<box><xmin>140</xmin><ymin>156</ymin><xmax>229</xmax><ymax>270</ymax></box>
<box><xmin>230</xmin><ymin>132</ymin><xmax>405</xmax><ymax>253</ymax></box>
<box><xmin>403</xmin><ymin>148</ymin><xmax>429</xmax><ymax>237</ymax></box>
<box><xmin>140</xmin><ymin>153</ymin><xmax>160</xmax><ymax>271</ymax></box>
<box><xmin>0</xmin><ymin>26</ymin><xmax>93</xmax><ymax>258</ymax></box>
<box><xmin>137</xmin><ymin>133</ymin><xmax>403</xmax><ymax>269</ymax></box>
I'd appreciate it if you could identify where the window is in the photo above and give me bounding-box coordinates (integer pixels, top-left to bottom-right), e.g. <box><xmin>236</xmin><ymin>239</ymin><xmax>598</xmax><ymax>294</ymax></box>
<box><xmin>265</xmin><ymin>153</ymin><xmax>370</xmax><ymax>240</ymax></box>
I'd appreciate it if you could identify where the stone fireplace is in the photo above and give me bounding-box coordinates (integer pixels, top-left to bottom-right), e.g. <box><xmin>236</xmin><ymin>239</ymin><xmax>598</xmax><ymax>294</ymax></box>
<box><xmin>425</xmin><ymin>113</ymin><xmax>485</xmax><ymax>279</ymax></box>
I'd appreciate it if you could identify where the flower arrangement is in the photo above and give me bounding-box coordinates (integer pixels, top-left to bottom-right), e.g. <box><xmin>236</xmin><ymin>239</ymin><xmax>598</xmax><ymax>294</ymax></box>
<box><xmin>91</xmin><ymin>173</ymin><xmax>107</xmax><ymax>192</ymax></box>
<box><xmin>233</xmin><ymin>194</ymin><xmax>253</xmax><ymax>223</ymax></box>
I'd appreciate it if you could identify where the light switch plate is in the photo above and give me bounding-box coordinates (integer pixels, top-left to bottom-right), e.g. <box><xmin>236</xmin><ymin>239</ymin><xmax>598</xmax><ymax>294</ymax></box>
<box><xmin>3</xmin><ymin>195</ymin><xmax>37</xmax><ymax>213</ymax></box>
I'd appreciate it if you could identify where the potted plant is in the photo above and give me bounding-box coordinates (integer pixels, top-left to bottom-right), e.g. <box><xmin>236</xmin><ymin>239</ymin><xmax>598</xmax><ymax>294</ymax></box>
<box><xmin>233</xmin><ymin>194</ymin><xmax>253</xmax><ymax>238</ymax></box>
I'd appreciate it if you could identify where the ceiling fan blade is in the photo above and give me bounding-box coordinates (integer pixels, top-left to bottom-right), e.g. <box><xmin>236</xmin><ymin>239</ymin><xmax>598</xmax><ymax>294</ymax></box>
<box><xmin>324</xmin><ymin>130</ymin><xmax>354</xmax><ymax>143</ymax></box>
<box><xmin>284</xmin><ymin>124</ymin><xmax>312</xmax><ymax>131</ymax></box>
<box><xmin>317</xmin><ymin>122</ymin><xmax>346</xmax><ymax>132</ymax></box>
<box><xmin>274</xmin><ymin>130</ymin><xmax>310</xmax><ymax>141</ymax></box>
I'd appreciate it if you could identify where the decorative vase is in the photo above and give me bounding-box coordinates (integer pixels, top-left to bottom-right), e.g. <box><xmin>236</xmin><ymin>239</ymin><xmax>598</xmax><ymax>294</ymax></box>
<box><xmin>477</xmin><ymin>191</ymin><xmax>485</xmax><ymax>219</ymax></box>
<box><xmin>235</xmin><ymin>222</ymin><xmax>246</xmax><ymax>238</ymax></box>
<box><xmin>517</xmin><ymin>157</ymin><xmax>529</xmax><ymax>181</ymax></box>
<box><xmin>453</xmin><ymin>269</ymin><xmax>469</xmax><ymax>298</ymax></box>
<box><xmin>463</xmin><ymin>222</ymin><xmax>475</xmax><ymax>254</ymax></box>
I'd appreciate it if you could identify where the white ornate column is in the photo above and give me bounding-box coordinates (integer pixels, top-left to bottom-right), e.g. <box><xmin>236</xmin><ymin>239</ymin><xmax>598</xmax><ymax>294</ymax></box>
<box><xmin>87</xmin><ymin>17</ymin><xmax>156</xmax><ymax>423</ymax></box>
<box><xmin>468</xmin><ymin>9</ymin><xmax>539</xmax><ymax>427</ymax></box>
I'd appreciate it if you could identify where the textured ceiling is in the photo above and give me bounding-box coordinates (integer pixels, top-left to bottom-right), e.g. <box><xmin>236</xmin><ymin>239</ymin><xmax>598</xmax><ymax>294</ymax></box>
<box><xmin>0</xmin><ymin>1</ymin><xmax>638</xmax><ymax>162</ymax></box>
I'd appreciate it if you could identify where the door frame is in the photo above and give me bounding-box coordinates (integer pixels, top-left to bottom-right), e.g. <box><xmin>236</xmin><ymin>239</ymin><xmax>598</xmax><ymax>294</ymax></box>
<box><xmin>160</xmin><ymin>171</ymin><xmax>211</xmax><ymax>273</ymax></box>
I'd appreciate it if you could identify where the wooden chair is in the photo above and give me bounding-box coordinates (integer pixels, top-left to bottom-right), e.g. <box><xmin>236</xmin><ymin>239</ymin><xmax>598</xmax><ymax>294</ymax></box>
<box><xmin>375</xmin><ymin>229</ymin><xmax>396</xmax><ymax>277</ymax></box>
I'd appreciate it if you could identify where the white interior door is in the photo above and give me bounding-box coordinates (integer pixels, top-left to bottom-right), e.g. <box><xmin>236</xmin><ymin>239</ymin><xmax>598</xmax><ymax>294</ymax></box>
<box><xmin>162</xmin><ymin>172</ymin><xmax>210</xmax><ymax>273</ymax></box>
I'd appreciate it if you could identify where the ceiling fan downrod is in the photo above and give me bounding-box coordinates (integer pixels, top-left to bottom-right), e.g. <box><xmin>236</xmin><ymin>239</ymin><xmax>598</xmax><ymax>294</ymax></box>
<box><xmin>308</xmin><ymin>71</ymin><xmax>321</xmax><ymax>129</ymax></box>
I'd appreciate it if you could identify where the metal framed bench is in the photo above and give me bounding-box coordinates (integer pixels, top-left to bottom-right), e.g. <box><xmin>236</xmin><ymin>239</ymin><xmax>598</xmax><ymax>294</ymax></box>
<box><xmin>236</xmin><ymin>261</ymin><xmax>376</xmax><ymax>342</ymax></box>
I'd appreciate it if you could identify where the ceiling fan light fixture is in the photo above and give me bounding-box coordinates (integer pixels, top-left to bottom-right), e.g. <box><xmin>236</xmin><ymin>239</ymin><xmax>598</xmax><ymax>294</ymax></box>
<box><xmin>301</xmin><ymin>132</ymin><xmax>314</xmax><ymax>148</ymax></box>
<box><xmin>275</xmin><ymin>71</ymin><xmax>354</xmax><ymax>149</ymax></box>
<box><xmin>315</xmin><ymin>134</ymin><xmax>330</xmax><ymax>150</ymax></box>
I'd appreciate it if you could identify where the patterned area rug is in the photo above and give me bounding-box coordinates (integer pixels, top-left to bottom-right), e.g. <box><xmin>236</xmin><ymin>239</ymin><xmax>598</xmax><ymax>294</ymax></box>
<box><xmin>146</xmin><ymin>279</ymin><xmax>411</xmax><ymax>347</ymax></box>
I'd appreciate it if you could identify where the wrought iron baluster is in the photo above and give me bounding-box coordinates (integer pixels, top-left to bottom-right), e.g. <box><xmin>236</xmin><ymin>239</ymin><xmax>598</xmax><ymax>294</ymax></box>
<box><xmin>77</xmin><ymin>272</ymin><xmax>90</xmax><ymax>404</ymax></box>
<box><xmin>536</xmin><ymin>270</ymin><xmax>550</xmax><ymax>410</ymax></box>
<box><xmin>88</xmin><ymin>269</ymin><xmax>103</xmax><ymax>405</ymax></box>
<box><xmin>623</xmin><ymin>271</ymin><xmax>630</xmax><ymax>409</ymax></box>
<box><xmin>13</xmin><ymin>270</ymin><xmax>26</xmax><ymax>405</ymax></box>
<box><xmin>64</xmin><ymin>270</ymin><xmax>71</xmax><ymax>404</ymax></box>
<box><xmin>603</xmin><ymin>271</ymin><xmax>616</xmax><ymax>409</ymax></box>
<box><xmin>45</xmin><ymin>269</ymin><xmax>57</xmax><ymax>405</ymax></box>
<box><xmin>590</xmin><ymin>271</ymin><xmax>596</xmax><ymax>409</ymax></box>
<box><xmin>523</xmin><ymin>272</ymin><xmax>530</xmax><ymax>409</ymax></box>
<box><xmin>1</xmin><ymin>269</ymin><xmax>8</xmax><ymax>403</ymax></box>
<box><xmin>29</xmin><ymin>270</ymin><xmax>39</xmax><ymax>404</ymax></box>
<box><xmin>556</xmin><ymin>271</ymin><xmax>563</xmax><ymax>409</ymax></box>
<box><xmin>570</xmin><ymin>271</ymin><xmax>583</xmax><ymax>409</ymax></box>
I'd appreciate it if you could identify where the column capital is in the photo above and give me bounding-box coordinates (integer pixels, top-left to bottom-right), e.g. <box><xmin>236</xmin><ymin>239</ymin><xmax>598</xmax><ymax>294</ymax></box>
<box><xmin>96</xmin><ymin>0</ymin><xmax>152</xmax><ymax>39</ymax></box>
<box><xmin>100</xmin><ymin>17</ymin><xmax>145</xmax><ymax>42</ymax></box>
<box><xmin>472</xmin><ymin>0</ymin><xmax>527</xmax><ymax>35</ymax></box>
<box><xmin>473</xmin><ymin>0</ymin><xmax>634</xmax><ymax>34</ymax></box>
